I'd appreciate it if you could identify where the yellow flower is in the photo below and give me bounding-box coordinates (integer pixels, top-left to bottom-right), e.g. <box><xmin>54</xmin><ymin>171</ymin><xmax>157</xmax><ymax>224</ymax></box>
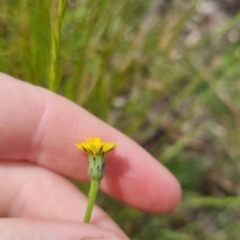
<box><xmin>75</xmin><ymin>137</ymin><xmax>118</xmax><ymax>156</ymax></box>
<box><xmin>76</xmin><ymin>138</ymin><xmax>118</xmax><ymax>180</ymax></box>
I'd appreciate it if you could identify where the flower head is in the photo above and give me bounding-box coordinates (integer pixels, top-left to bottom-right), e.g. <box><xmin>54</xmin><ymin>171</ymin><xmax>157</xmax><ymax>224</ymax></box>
<box><xmin>75</xmin><ymin>138</ymin><xmax>118</xmax><ymax>180</ymax></box>
<box><xmin>75</xmin><ymin>137</ymin><xmax>118</xmax><ymax>156</ymax></box>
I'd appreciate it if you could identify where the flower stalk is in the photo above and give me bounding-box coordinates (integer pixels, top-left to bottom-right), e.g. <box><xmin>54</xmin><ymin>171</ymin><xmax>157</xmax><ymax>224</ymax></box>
<box><xmin>83</xmin><ymin>179</ymin><xmax>99</xmax><ymax>223</ymax></box>
<box><xmin>75</xmin><ymin>138</ymin><xmax>118</xmax><ymax>223</ymax></box>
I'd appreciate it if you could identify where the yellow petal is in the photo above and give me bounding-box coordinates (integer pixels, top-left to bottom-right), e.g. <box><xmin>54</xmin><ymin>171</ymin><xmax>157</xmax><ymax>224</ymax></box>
<box><xmin>75</xmin><ymin>138</ymin><xmax>117</xmax><ymax>156</ymax></box>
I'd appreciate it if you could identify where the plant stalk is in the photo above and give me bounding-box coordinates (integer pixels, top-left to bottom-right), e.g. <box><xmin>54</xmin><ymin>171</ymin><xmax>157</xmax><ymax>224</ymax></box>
<box><xmin>49</xmin><ymin>0</ymin><xmax>66</xmax><ymax>92</ymax></box>
<box><xmin>84</xmin><ymin>179</ymin><xmax>99</xmax><ymax>223</ymax></box>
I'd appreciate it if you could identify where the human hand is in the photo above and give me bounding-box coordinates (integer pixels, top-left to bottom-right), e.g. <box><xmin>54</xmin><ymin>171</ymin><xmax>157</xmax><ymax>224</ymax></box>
<box><xmin>0</xmin><ymin>73</ymin><xmax>181</xmax><ymax>240</ymax></box>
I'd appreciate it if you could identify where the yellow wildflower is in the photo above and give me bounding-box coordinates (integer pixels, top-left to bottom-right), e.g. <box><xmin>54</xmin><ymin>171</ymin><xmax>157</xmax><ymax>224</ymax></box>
<box><xmin>75</xmin><ymin>137</ymin><xmax>118</xmax><ymax>180</ymax></box>
<box><xmin>75</xmin><ymin>137</ymin><xmax>118</xmax><ymax>156</ymax></box>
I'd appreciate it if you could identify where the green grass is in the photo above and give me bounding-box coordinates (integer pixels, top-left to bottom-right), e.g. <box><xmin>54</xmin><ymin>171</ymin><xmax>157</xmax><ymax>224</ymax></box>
<box><xmin>1</xmin><ymin>0</ymin><xmax>240</xmax><ymax>239</ymax></box>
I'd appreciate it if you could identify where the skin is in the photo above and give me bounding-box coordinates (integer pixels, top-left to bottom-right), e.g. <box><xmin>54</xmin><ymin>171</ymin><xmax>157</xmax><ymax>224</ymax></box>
<box><xmin>0</xmin><ymin>73</ymin><xmax>181</xmax><ymax>240</ymax></box>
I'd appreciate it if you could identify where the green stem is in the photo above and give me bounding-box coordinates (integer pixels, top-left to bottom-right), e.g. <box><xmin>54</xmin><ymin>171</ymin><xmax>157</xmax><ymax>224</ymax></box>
<box><xmin>84</xmin><ymin>179</ymin><xmax>99</xmax><ymax>223</ymax></box>
<box><xmin>49</xmin><ymin>0</ymin><xmax>66</xmax><ymax>92</ymax></box>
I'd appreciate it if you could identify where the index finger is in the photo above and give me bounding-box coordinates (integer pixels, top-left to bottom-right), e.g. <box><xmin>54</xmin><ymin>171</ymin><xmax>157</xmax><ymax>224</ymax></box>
<box><xmin>0</xmin><ymin>73</ymin><xmax>181</xmax><ymax>213</ymax></box>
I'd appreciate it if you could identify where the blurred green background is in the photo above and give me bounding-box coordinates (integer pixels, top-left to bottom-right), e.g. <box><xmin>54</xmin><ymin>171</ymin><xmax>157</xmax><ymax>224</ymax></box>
<box><xmin>1</xmin><ymin>0</ymin><xmax>240</xmax><ymax>239</ymax></box>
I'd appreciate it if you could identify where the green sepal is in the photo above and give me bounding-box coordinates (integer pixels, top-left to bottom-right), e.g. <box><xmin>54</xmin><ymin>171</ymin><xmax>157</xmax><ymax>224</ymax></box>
<box><xmin>88</xmin><ymin>155</ymin><xmax>105</xmax><ymax>180</ymax></box>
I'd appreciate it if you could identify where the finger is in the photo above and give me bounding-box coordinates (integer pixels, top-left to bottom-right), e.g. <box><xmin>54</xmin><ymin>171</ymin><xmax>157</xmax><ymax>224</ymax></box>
<box><xmin>0</xmin><ymin>218</ymin><xmax>126</xmax><ymax>240</ymax></box>
<box><xmin>0</xmin><ymin>161</ymin><xmax>127</xmax><ymax>239</ymax></box>
<box><xmin>0</xmin><ymin>73</ymin><xmax>181</xmax><ymax>213</ymax></box>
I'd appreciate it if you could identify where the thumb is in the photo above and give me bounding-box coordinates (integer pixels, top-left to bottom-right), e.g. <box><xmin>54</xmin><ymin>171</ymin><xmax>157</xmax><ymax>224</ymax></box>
<box><xmin>0</xmin><ymin>218</ymin><xmax>127</xmax><ymax>240</ymax></box>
